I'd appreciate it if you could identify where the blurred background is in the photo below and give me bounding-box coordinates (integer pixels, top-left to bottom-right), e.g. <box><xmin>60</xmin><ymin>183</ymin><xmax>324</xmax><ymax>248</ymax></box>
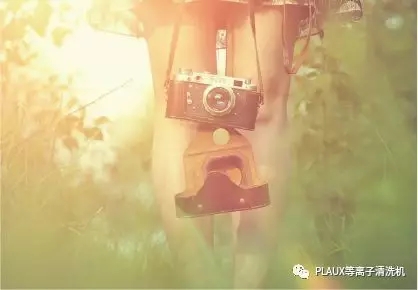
<box><xmin>1</xmin><ymin>0</ymin><xmax>416</xmax><ymax>288</ymax></box>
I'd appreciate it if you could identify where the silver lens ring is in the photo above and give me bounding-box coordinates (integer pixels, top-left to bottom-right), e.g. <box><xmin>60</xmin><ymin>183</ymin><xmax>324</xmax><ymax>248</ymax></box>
<box><xmin>202</xmin><ymin>86</ymin><xmax>236</xmax><ymax>116</ymax></box>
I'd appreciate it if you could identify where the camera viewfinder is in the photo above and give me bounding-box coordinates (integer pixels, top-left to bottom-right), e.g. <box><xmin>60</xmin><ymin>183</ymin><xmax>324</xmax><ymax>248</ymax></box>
<box><xmin>233</xmin><ymin>80</ymin><xmax>243</xmax><ymax>87</ymax></box>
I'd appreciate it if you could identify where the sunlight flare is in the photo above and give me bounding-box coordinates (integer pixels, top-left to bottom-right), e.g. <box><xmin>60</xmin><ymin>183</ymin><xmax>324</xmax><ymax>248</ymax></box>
<box><xmin>34</xmin><ymin>0</ymin><xmax>156</xmax><ymax>182</ymax></box>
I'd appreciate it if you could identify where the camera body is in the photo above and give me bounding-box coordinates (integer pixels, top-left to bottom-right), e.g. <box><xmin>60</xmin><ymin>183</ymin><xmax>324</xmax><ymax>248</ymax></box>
<box><xmin>166</xmin><ymin>69</ymin><xmax>262</xmax><ymax>130</ymax></box>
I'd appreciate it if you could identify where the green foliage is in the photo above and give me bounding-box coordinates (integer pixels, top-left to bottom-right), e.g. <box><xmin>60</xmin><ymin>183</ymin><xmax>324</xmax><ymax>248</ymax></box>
<box><xmin>280</xmin><ymin>3</ymin><xmax>416</xmax><ymax>288</ymax></box>
<box><xmin>1</xmin><ymin>1</ymin><xmax>170</xmax><ymax>288</ymax></box>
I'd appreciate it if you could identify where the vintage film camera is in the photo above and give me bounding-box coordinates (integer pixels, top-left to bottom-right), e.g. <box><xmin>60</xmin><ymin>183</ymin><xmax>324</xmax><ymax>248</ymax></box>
<box><xmin>166</xmin><ymin>69</ymin><xmax>262</xmax><ymax>130</ymax></box>
<box><xmin>165</xmin><ymin>68</ymin><xmax>270</xmax><ymax>218</ymax></box>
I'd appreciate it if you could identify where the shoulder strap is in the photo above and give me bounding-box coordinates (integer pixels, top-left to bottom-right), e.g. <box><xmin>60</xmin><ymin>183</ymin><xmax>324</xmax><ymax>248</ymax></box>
<box><xmin>248</xmin><ymin>0</ymin><xmax>264</xmax><ymax>105</ymax></box>
<box><xmin>164</xmin><ymin>3</ymin><xmax>184</xmax><ymax>93</ymax></box>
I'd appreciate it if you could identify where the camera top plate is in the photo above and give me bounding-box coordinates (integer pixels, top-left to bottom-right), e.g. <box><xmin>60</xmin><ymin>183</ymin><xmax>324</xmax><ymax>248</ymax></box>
<box><xmin>174</xmin><ymin>69</ymin><xmax>258</xmax><ymax>92</ymax></box>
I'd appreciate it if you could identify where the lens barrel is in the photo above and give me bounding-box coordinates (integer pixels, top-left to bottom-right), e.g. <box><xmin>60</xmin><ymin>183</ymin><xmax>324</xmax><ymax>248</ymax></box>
<box><xmin>202</xmin><ymin>86</ymin><xmax>236</xmax><ymax>116</ymax></box>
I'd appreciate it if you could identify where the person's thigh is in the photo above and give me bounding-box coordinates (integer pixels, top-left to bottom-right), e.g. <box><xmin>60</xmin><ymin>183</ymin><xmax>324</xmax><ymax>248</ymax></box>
<box><xmin>226</xmin><ymin>4</ymin><xmax>299</xmax><ymax>250</ymax></box>
<box><xmin>144</xmin><ymin>0</ymin><xmax>218</xmax><ymax>279</ymax></box>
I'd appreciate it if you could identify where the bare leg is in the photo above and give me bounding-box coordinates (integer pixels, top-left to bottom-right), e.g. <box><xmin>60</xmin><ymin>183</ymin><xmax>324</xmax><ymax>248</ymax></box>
<box><xmin>145</xmin><ymin>2</ymin><xmax>220</xmax><ymax>288</ymax></box>
<box><xmin>226</xmin><ymin>5</ymin><xmax>299</xmax><ymax>288</ymax></box>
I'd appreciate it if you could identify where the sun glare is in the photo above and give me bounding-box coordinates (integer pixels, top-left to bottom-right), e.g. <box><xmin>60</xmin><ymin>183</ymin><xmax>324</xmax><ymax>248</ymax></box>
<box><xmin>13</xmin><ymin>0</ymin><xmax>157</xmax><ymax>182</ymax></box>
<box><xmin>57</xmin><ymin>0</ymin><xmax>154</xmax><ymax>122</ymax></box>
<box><xmin>63</xmin><ymin>27</ymin><xmax>153</xmax><ymax>119</ymax></box>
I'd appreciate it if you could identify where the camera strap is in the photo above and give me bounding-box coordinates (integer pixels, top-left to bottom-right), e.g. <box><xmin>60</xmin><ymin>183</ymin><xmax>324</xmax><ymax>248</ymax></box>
<box><xmin>248</xmin><ymin>0</ymin><xmax>264</xmax><ymax>105</ymax></box>
<box><xmin>164</xmin><ymin>1</ymin><xmax>264</xmax><ymax>105</ymax></box>
<box><xmin>164</xmin><ymin>3</ymin><xmax>184</xmax><ymax>95</ymax></box>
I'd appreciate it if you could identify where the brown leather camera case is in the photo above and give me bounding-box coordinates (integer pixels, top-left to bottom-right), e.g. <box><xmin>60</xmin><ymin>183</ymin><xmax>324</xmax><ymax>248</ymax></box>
<box><xmin>175</xmin><ymin>127</ymin><xmax>269</xmax><ymax>218</ymax></box>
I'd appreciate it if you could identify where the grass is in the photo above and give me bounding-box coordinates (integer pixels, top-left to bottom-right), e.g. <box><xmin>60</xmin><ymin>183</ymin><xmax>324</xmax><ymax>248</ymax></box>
<box><xmin>2</xmin><ymin>92</ymin><xmax>415</xmax><ymax>288</ymax></box>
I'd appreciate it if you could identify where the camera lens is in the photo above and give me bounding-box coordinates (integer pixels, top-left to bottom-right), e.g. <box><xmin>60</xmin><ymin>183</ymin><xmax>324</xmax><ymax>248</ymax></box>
<box><xmin>203</xmin><ymin>86</ymin><xmax>236</xmax><ymax>116</ymax></box>
<box><xmin>208</xmin><ymin>91</ymin><xmax>228</xmax><ymax>111</ymax></box>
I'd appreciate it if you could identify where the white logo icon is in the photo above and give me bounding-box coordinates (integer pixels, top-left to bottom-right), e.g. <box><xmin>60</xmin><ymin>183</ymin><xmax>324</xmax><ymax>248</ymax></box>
<box><xmin>293</xmin><ymin>264</ymin><xmax>310</xmax><ymax>279</ymax></box>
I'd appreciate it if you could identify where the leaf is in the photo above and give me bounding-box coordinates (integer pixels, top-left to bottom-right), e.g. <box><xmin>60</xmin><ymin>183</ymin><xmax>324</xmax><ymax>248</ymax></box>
<box><xmin>81</xmin><ymin>127</ymin><xmax>103</xmax><ymax>141</ymax></box>
<box><xmin>27</xmin><ymin>0</ymin><xmax>52</xmax><ymax>36</ymax></box>
<box><xmin>51</xmin><ymin>26</ymin><xmax>72</xmax><ymax>47</ymax></box>
<box><xmin>93</xmin><ymin>116</ymin><xmax>110</xmax><ymax>126</ymax></box>
<box><xmin>62</xmin><ymin>136</ymin><xmax>79</xmax><ymax>151</ymax></box>
<box><xmin>6</xmin><ymin>47</ymin><xmax>26</xmax><ymax>65</ymax></box>
<box><xmin>56</xmin><ymin>115</ymin><xmax>82</xmax><ymax>136</ymax></box>
<box><xmin>6</xmin><ymin>0</ymin><xmax>25</xmax><ymax>13</ymax></box>
<box><xmin>66</xmin><ymin>98</ymin><xmax>79</xmax><ymax>110</ymax></box>
<box><xmin>3</xmin><ymin>19</ymin><xmax>27</xmax><ymax>41</ymax></box>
